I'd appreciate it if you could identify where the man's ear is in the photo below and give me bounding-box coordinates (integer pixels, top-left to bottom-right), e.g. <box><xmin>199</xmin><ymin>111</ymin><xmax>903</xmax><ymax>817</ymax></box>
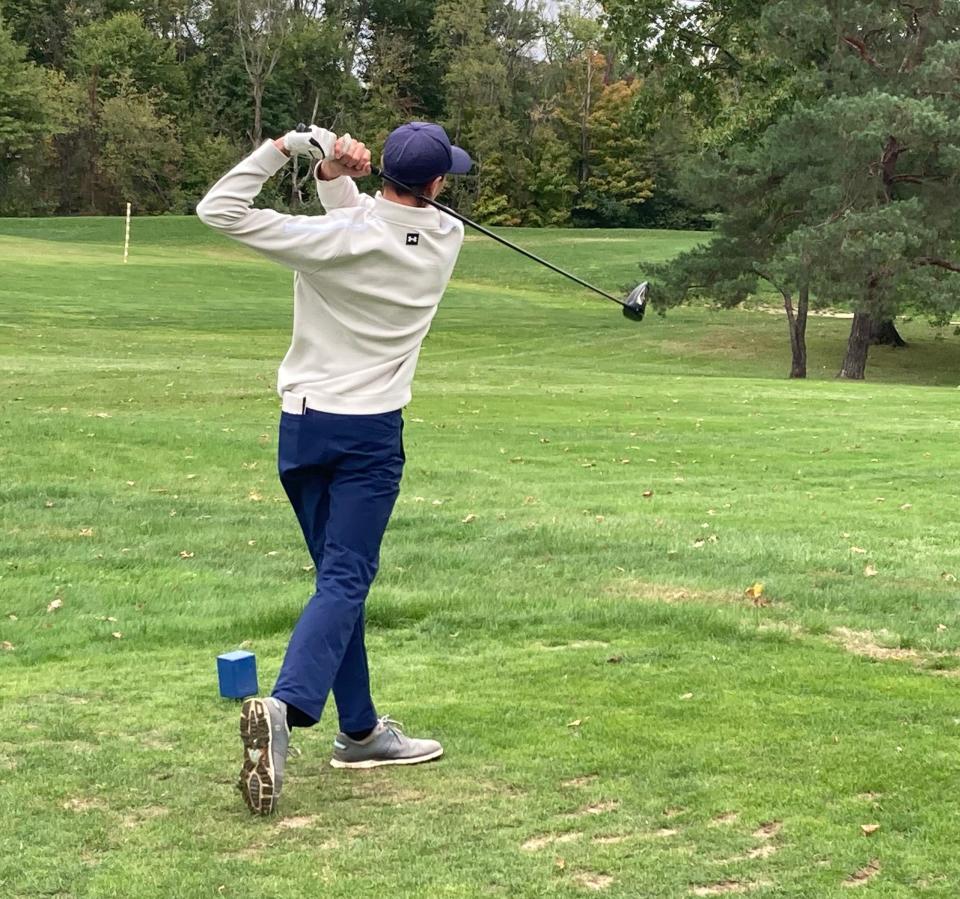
<box><xmin>429</xmin><ymin>175</ymin><xmax>445</xmax><ymax>198</ymax></box>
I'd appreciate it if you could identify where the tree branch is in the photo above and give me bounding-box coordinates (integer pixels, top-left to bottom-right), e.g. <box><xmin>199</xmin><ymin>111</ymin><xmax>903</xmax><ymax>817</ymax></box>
<box><xmin>842</xmin><ymin>35</ymin><xmax>884</xmax><ymax>69</ymax></box>
<box><xmin>916</xmin><ymin>256</ymin><xmax>960</xmax><ymax>273</ymax></box>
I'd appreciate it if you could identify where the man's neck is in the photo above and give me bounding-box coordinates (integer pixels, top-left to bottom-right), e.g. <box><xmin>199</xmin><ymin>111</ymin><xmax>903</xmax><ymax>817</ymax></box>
<box><xmin>383</xmin><ymin>187</ymin><xmax>429</xmax><ymax>208</ymax></box>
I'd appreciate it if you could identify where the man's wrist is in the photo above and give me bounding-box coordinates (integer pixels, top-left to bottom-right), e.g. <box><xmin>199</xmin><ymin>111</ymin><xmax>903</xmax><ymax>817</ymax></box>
<box><xmin>316</xmin><ymin>160</ymin><xmax>336</xmax><ymax>181</ymax></box>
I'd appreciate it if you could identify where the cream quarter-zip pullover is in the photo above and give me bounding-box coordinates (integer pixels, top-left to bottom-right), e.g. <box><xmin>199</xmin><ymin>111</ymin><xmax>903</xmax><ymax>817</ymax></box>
<box><xmin>196</xmin><ymin>141</ymin><xmax>464</xmax><ymax>414</ymax></box>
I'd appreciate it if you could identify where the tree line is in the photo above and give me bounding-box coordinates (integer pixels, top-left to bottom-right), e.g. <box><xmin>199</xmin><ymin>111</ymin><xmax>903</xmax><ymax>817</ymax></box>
<box><xmin>0</xmin><ymin>0</ymin><xmax>699</xmax><ymax>229</ymax></box>
<box><xmin>2</xmin><ymin>0</ymin><xmax>959</xmax><ymax>379</ymax></box>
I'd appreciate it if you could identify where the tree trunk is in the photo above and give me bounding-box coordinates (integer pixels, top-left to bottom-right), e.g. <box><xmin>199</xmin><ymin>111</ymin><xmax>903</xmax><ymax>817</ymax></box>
<box><xmin>786</xmin><ymin>283</ymin><xmax>809</xmax><ymax>378</ymax></box>
<box><xmin>871</xmin><ymin>318</ymin><xmax>908</xmax><ymax>347</ymax></box>
<box><xmin>252</xmin><ymin>83</ymin><xmax>263</xmax><ymax>148</ymax></box>
<box><xmin>839</xmin><ymin>311</ymin><xmax>873</xmax><ymax>379</ymax></box>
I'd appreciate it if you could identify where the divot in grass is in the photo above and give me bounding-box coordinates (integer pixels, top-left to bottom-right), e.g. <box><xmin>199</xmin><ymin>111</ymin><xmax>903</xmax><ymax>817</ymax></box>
<box><xmin>521</xmin><ymin>832</ymin><xmax>583</xmax><ymax>851</ymax></box>
<box><xmin>691</xmin><ymin>880</ymin><xmax>771</xmax><ymax>896</ymax></box>
<box><xmin>572</xmin><ymin>871</ymin><xmax>615</xmax><ymax>891</ymax></box>
<box><xmin>843</xmin><ymin>859</ymin><xmax>881</xmax><ymax>888</ymax></box>
<box><xmin>276</xmin><ymin>815</ymin><xmax>319</xmax><ymax>830</ymax></box>
<box><xmin>752</xmin><ymin>821</ymin><xmax>782</xmax><ymax>840</ymax></box>
<box><xmin>62</xmin><ymin>797</ymin><xmax>107</xmax><ymax>812</ymax></box>
<box><xmin>566</xmin><ymin>800</ymin><xmax>620</xmax><ymax>818</ymax></box>
<box><xmin>711</xmin><ymin>812</ymin><xmax>740</xmax><ymax>826</ymax></box>
<box><xmin>562</xmin><ymin>775</ymin><xmax>599</xmax><ymax>788</ymax></box>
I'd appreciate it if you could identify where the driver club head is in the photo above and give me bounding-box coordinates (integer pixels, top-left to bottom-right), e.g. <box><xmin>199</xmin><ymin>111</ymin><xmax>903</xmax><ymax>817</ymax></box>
<box><xmin>622</xmin><ymin>282</ymin><xmax>648</xmax><ymax>321</ymax></box>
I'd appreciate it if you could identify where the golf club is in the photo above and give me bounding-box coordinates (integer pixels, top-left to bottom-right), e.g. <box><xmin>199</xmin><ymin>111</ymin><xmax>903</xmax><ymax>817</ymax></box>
<box><xmin>296</xmin><ymin>124</ymin><xmax>647</xmax><ymax>321</ymax></box>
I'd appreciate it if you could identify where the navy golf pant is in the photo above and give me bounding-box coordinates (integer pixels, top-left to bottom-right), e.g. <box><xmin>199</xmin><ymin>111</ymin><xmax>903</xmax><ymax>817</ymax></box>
<box><xmin>271</xmin><ymin>407</ymin><xmax>404</xmax><ymax>731</ymax></box>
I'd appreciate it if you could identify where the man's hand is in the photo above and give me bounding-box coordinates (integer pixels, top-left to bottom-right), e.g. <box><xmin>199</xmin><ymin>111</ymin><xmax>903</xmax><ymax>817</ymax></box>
<box><xmin>317</xmin><ymin>136</ymin><xmax>372</xmax><ymax>181</ymax></box>
<box><xmin>278</xmin><ymin>125</ymin><xmax>337</xmax><ymax>160</ymax></box>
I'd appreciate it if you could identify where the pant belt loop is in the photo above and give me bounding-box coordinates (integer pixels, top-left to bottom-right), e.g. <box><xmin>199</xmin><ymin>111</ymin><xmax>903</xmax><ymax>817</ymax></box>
<box><xmin>301</xmin><ymin>396</ymin><xmax>307</xmax><ymax>414</ymax></box>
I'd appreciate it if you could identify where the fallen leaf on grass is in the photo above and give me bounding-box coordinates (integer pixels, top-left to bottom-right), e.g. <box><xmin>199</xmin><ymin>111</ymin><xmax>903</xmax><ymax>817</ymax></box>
<box><xmin>7</xmin><ymin>614</ymin><xmax>16</xmax><ymax>621</ymax></box>
<box><xmin>1</xmin><ymin>641</ymin><xmax>14</xmax><ymax>651</ymax></box>
<box><xmin>111</xmin><ymin>632</ymin><xmax>123</xmax><ymax>639</ymax></box>
<box><xmin>864</xmin><ymin>565</ymin><xmax>878</xmax><ymax>577</ymax></box>
<box><xmin>680</xmin><ymin>692</ymin><xmax>694</xmax><ymax>700</ymax></box>
<box><xmin>899</xmin><ymin>503</ymin><xmax>912</xmax><ymax>510</ymax></box>
<box><xmin>850</xmin><ymin>546</ymin><xmax>867</xmax><ymax>554</ymax></box>
<box><xmin>693</xmin><ymin>539</ymin><xmax>706</xmax><ymax>549</ymax></box>
<box><xmin>744</xmin><ymin>582</ymin><xmax>765</xmax><ymax>602</ymax></box>
<box><xmin>843</xmin><ymin>859</ymin><xmax>881</xmax><ymax>887</ymax></box>
<box><xmin>642</xmin><ymin>490</ymin><xmax>654</xmax><ymax>498</ymax></box>
<box><xmin>79</xmin><ymin>528</ymin><xmax>94</xmax><ymax>537</ymax></box>
<box><xmin>555</xmin><ymin>857</ymin><xmax>566</xmax><ymax>871</ymax></box>
<box><xmin>461</xmin><ymin>514</ymin><xmax>476</xmax><ymax>524</ymax></box>
<box><xmin>860</xmin><ymin>823</ymin><xmax>880</xmax><ymax>836</ymax></box>
<box><xmin>47</xmin><ymin>598</ymin><xmax>63</xmax><ymax>613</ymax></box>
<box><xmin>178</xmin><ymin>551</ymin><xmax>194</xmax><ymax>559</ymax></box>
<box><xmin>607</xmin><ymin>655</ymin><xmax>623</xmax><ymax>664</ymax></box>
<box><xmin>566</xmin><ymin>718</ymin><xmax>589</xmax><ymax>728</ymax></box>
<box><xmin>44</xmin><ymin>501</ymin><xmax>55</xmax><ymax>508</ymax></box>
<box><xmin>942</xmin><ymin>572</ymin><xmax>956</xmax><ymax>582</ymax></box>
<box><xmin>248</xmin><ymin>491</ymin><xmax>263</xmax><ymax>502</ymax></box>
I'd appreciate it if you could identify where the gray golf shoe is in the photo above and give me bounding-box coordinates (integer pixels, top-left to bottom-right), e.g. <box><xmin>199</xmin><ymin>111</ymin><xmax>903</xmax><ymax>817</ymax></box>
<box><xmin>330</xmin><ymin>716</ymin><xmax>443</xmax><ymax>769</ymax></box>
<box><xmin>238</xmin><ymin>696</ymin><xmax>290</xmax><ymax>815</ymax></box>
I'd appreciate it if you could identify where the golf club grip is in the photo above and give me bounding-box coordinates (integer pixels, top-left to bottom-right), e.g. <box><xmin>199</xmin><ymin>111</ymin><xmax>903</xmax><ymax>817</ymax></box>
<box><xmin>371</xmin><ymin>166</ymin><xmax>626</xmax><ymax>308</ymax></box>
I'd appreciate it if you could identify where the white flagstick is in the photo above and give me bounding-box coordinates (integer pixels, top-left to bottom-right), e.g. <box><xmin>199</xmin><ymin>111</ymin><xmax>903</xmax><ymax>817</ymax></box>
<box><xmin>123</xmin><ymin>202</ymin><xmax>131</xmax><ymax>263</ymax></box>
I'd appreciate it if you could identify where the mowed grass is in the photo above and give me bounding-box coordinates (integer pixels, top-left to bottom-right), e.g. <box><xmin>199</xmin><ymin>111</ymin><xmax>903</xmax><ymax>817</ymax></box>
<box><xmin>1</xmin><ymin>215</ymin><xmax>960</xmax><ymax>898</ymax></box>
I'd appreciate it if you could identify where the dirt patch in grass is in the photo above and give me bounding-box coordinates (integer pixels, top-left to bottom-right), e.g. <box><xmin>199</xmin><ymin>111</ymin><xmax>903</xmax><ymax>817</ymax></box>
<box><xmin>276</xmin><ymin>815</ymin><xmax>319</xmax><ymax>830</ymax></box>
<box><xmin>843</xmin><ymin>859</ymin><xmax>881</xmax><ymax>888</ymax></box>
<box><xmin>710</xmin><ymin>812</ymin><xmax>740</xmax><ymax>826</ymax></box>
<box><xmin>566</xmin><ymin>800</ymin><xmax>620</xmax><ymax>818</ymax></box>
<box><xmin>521</xmin><ymin>831</ymin><xmax>583</xmax><ymax>851</ymax></box>
<box><xmin>63</xmin><ymin>797</ymin><xmax>107</xmax><ymax>812</ymax></box>
<box><xmin>562</xmin><ymin>775</ymin><xmax>599</xmax><ymax>788</ymax></box>
<box><xmin>572</xmin><ymin>871</ymin><xmax>615</xmax><ymax>891</ymax></box>
<box><xmin>831</xmin><ymin>628</ymin><xmax>960</xmax><ymax>675</ymax></box>
<box><xmin>604</xmin><ymin>579</ymin><xmax>740</xmax><ymax>605</ymax></box>
<box><xmin>753</xmin><ymin>821</ymin><xmax>782</xmax><ymax>840</ymax></box>
<box><xmin>592</xmin><ymin>834</ymin><xmax>629</xmax><ymax>845</ymax></box>
<box><xmin>691</xmin><ymin>882</ymin><xmax>770</xmax><ymax>896</ymax></box>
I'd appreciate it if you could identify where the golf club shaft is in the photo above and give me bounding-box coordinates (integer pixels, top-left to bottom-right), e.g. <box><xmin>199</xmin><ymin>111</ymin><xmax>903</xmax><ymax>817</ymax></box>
<box><xmin>372</xmin><ymin>167</ymin><xmax>628</xmax><ymax>309</ymax></box>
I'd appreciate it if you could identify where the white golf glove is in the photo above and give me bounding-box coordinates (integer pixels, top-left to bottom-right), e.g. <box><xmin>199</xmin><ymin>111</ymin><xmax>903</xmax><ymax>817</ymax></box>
<box><xmin>282</xmin><ymin>125</ymin><xmax>345</xmax><ymax>160</ymax></box>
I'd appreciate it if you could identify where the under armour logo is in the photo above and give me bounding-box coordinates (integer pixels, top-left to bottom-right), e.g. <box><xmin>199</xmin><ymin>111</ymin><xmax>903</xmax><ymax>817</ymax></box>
<box><xmin>406</xmin><ymin>232</ymin><xmax>419</xmax><ymax>246</ymax></box>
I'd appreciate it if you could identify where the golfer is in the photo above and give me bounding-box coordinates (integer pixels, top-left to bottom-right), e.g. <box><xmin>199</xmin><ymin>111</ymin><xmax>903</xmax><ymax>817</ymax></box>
<box><xmin>197</xmin><ymin>121</ymin><xmax>471</xmax><ymax>815</ymax></box>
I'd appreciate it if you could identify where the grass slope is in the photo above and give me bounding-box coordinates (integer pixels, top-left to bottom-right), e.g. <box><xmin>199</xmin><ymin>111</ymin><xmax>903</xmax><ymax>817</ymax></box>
<box><xmin>1</xmin><ymin>216</ymin><xmax>959</xmax><ymax>898</ymax></box>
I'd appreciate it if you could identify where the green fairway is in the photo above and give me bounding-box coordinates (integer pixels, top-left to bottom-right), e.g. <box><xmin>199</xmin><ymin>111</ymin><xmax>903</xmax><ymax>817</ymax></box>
<box><xmin>2</xmin><ymin>217</ymin><xmax>959</xmax><ymax>898</ymax></box>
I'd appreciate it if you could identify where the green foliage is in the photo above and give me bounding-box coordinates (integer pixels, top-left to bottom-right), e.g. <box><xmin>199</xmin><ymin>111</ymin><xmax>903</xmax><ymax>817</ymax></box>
<box><xmin>642</xmin><ymin>0</ymin><xmax>960</xmax><ymax>378</ymax></box>
<box><xmin>67</xmin><ymin>11</ymin><xmax>185</xmax><ymax>106</ymax></box>
<box><xmin>0</xmin><ymin>0</ymin><xmax>701</xmax><ymax>224</ymax></box>
<box><xmin>97</xmin><ymin>77</ymin><xmax>182</xmax><ymax>212</ymax></box>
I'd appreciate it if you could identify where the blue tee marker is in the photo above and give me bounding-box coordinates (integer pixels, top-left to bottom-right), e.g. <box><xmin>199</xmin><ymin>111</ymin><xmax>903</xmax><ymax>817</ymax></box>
<box><xmin>217</xmin><ymin>650</ymin><xmax>259</xmax><ymax>699</ymax></box>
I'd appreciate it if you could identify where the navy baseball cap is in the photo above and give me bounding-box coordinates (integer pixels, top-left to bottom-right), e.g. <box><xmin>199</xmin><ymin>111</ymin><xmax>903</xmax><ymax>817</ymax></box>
<box><xmin>382</xmin><ymin>122</ymin><xmax>472</xmax><ymax>185</ymax></box>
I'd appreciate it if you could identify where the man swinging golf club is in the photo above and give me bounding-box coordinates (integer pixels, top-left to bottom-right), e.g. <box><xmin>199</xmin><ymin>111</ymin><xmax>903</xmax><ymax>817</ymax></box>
<box><xmin>197</xmin><ymin>121</ymin><xmax>472</xmax><ymax>815</ymax></box>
